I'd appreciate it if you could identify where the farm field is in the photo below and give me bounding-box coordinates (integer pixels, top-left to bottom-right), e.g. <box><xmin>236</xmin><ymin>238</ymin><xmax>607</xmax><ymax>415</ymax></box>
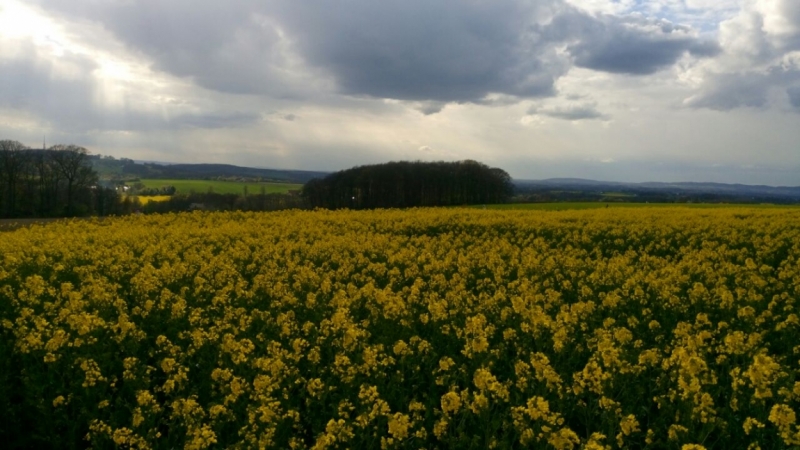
<box><xmin>485</xmin><ymin>202</ymin><xmax>799</xmax><ymax>211</ymax></box>
<box><xmin>135</xmin><ymin>195</ymin><xmax>172</xmax><ymax>205</ymax></box>
<box><xmin>138</xmin><ymin>179</ymin><xmax>303</xmax><ymax>195</ymax></box>
<box><xmin>2</xmin><ymin>207</ymin><xmax>800</xmax><ymax>448</ymax></box>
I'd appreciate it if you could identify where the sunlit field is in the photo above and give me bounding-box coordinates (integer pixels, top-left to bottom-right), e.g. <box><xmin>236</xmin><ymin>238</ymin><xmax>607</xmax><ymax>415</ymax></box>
<box><xmin>134</xmin><ymin>195</ymin><xmax>172</xmax><ymax>205</ymax></box>
<box><xmin>2</xmin><ymin>208</ymin><xmax>800</xmax><ymax>449</ymax></box>
<box><xmin>138</xmin><ymin>179</ymin><xmax>302</xmax><ymax>196</ymax></box>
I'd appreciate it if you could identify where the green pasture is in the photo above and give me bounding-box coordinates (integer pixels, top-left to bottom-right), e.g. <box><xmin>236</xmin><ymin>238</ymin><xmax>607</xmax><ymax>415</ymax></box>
<box><xmin>138</xmin><ymin>179</ymin><xmax>302</xmax><ymax>195</ymax></box>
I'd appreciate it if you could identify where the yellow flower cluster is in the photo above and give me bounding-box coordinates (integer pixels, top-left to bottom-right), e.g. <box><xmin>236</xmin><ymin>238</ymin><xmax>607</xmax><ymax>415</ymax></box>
<box><xmin>1</xmin><ymin>207</ymin><xmax>800</xmax><ymax>448</ymax></box>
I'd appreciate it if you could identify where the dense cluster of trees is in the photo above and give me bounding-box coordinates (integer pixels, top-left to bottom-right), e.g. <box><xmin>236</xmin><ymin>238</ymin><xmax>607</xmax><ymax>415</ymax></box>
<box><xmin>302</xmin><ymin>160</ymin><xmax>514</xmax><ymax>209</ymax></box>
<box><xmin>130</xmin><ymin>183</ymin><xmax>177</xmax><ymax>196</ymax></box>
<box><xmin>0</xmin><ymin>140</ymin><xmax>134</xmax><ymax>218</ymax></box>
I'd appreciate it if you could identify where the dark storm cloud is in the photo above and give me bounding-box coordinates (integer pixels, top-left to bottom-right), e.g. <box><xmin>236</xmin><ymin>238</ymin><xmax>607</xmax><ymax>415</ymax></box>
<box><xmin>271</xmin><ymin>1</ymin><xmax>718</xmax><ymax>100</ymax></box>
<box><xmin>546</xmin><ymin>12</ymin><xmax>720</xmax><ymax>75</ymax></box>
<box><xmin>32</xmin><ymin>0</ymin><xmax>718</xmax><ymax>105</ymax></box>
<box><xmin>528</xmin><ymin>103</ymin><xmax>609</xmax><ymax>121</ymax></box>
<box><xmin>414</xmin><ymin>101</ymin><xmax>447</xmax><ymax>115</ymax></box>
<box><xmin>270</xmin><ymin>0</ymin><xmax>566</xmax><ymax>102</ymax></box>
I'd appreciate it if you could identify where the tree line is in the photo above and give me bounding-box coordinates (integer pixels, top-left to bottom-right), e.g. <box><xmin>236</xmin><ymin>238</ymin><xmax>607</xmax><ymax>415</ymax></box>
<box><xmin>1</xmin><ymin>141</ymin><xmax>516</xmax><ymax>218</ymax></box>
<box><xmin>0</xmin><ymin>139</ymin><xmax>309</xmax><ymax>218</ymax></box>
<box><xmin>0</xmin><ymin>140</ymin><xmax>138</xmax><ymax>218</ymax></box>
<box><xmin>302</xmin><ymin>160</ymin><xmax>514</xmax><ymax>209</ymax></box>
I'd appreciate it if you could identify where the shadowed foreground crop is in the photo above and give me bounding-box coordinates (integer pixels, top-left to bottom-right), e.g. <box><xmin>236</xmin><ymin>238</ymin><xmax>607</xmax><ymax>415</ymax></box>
<box><xmin>1</xmin><ymin>208</ymin><xmax>799</xmax><ymax>449</ymax></box>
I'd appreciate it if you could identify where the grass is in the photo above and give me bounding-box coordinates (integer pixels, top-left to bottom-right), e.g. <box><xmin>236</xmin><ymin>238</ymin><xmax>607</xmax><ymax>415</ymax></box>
<box><xmin>480</xmin><ymin>202</ymin><xmax>800</xmax><ymax>211</ymax></box>
<box><xmin>137</xmin><ymin>179</ymin><xmax>303</xmax><ymax>195</ymax></box>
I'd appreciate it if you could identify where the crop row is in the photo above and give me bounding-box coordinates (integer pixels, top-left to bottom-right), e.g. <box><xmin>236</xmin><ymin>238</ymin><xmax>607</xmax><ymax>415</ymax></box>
<box><xmin>1</xmin><ymin>208</ymin><xmax>799</xmax><ymax>449</ymax></box>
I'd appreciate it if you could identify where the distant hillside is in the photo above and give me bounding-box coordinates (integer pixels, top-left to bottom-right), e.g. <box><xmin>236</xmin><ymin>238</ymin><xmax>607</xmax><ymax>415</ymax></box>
<box><xmin>90</xmin><ymin>154</ymin><xmax>800</xmax><ymax>204</ymax></box>
<box><xmin>90</xmin><ymin>156</ymin><xmax>327</xmax><ymax>184</ymax></box>
<box><xmin>514</xmin><ymin>178</ymin><xmax>800</xmax><ymax>203</ymax></box>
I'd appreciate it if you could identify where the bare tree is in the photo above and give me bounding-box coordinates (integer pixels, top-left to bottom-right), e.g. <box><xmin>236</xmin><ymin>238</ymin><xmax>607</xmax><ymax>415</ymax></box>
<box><xmin>0</xmin><ymin>140</ymin><xmax>29</xmax><ymax>218</ymax></box>
<box><xmin>49</xmin><ymin>145</ymin><xmax>97</xmax><ymax>216</ymax></box>
<box><xmin>31</xmin><ymin>148</ymin><xmax>62</xmax><ymax>216</ymax></box>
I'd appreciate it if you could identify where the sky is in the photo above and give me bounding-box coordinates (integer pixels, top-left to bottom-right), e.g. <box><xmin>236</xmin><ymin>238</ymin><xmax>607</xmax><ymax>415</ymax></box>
<box><xmin>0</xmin><ymin>0</ymin><xmax>799</xmax><ymax>185</ymax></box>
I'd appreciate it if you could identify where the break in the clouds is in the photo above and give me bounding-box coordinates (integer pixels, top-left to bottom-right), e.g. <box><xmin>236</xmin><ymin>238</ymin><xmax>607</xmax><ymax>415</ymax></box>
<box><xmin>684</xmin><ymin>0</ymin><xmax>800</xmax><ymax>111</ymax></box>
<box><xmin>2</xmin><ymin>0</ymin><xmax>800</xmax><ymax>184</ymax></box>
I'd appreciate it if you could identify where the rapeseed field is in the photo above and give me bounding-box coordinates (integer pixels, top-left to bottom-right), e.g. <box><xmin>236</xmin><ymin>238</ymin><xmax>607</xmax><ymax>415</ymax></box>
<box><xmin>1</xmin><ymin>208</ymin><xmax>799</xmax><ymax>449</ymax></box>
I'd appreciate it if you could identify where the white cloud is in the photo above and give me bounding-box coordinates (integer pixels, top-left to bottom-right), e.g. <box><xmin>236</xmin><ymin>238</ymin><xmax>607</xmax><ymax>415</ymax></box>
<box><xmin>563</xmin><ymin>0</ymin><xmax>637</xmax><ymax>15</ymax></box>
<box><xmin>685</xmin><ymin>0</ymin><xmax>739</xmax><ymax>10</ymax></box>
<box><xmin>685</xmin><ymin>0</ymin><xmax>800</xmax><ymax>110</ymax></box>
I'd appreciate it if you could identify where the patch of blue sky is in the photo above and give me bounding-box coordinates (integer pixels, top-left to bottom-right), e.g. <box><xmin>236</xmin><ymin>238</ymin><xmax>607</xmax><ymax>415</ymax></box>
<box><xmin>624</xmin><ymin>0</ymin><xmax>736</xmax><ymax>34</ymax></box>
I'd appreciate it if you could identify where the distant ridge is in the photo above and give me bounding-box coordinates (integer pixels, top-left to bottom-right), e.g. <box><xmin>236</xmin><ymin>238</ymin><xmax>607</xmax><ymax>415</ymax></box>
<box><xmin>92</xmin><ymin>154</ymin><xmax>800</xmax><ymax>202</ymax></box>
<box><xmin>155</xmin><ymin>163</ymin><xmax>328</xmax><ymax>183</ymax></box>
<box><xmin>515</xmin><ymin>178</ymin><xmax>800</xmax><ymax>202</ymax></box>
<box><xmin>523</xmin><ymin>178</ymin><xmax>626</xmax><ymax>187</ymax></box>
<box><xmin>91</xmin><ymin>157</ymin><xmax>329</xmax><ymax>184</ymax></box>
